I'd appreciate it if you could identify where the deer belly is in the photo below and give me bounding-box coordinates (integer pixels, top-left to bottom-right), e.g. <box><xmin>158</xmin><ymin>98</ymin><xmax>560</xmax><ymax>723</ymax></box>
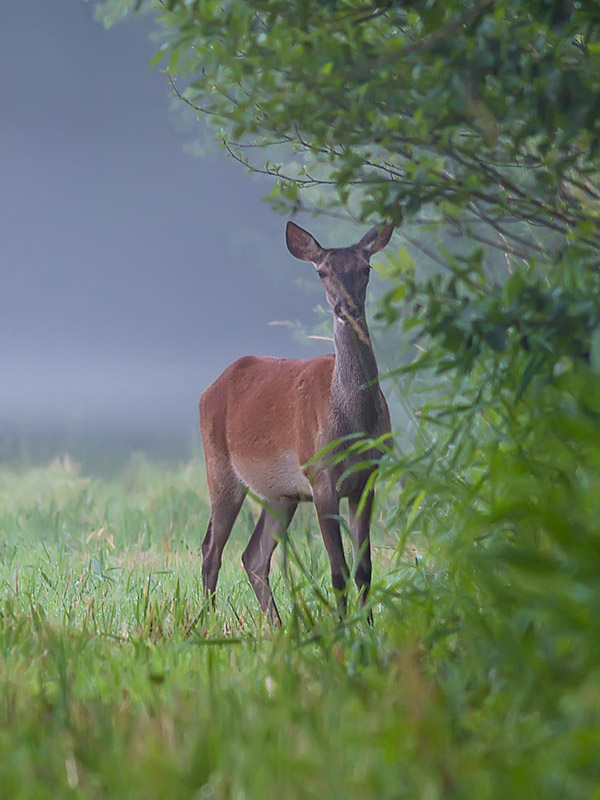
<box><xmin>231</xmin><ymin>450</ymin><xmax>312</xmax><ymax>501</ymax></box>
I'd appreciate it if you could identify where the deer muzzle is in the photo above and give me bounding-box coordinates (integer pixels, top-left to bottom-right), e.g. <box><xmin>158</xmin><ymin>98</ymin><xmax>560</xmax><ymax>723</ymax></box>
<box><xmin>334</xmin><ymin>300</ymin><xmax>361</xmax><ymax>322</ymax></box>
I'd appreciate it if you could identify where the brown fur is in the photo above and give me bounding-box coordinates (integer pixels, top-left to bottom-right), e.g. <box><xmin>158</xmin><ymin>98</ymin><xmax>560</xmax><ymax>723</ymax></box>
<box><xmin>201</xmin><ymin>355</ymin><xmax>335</xmax><ymax>475</ymax></box>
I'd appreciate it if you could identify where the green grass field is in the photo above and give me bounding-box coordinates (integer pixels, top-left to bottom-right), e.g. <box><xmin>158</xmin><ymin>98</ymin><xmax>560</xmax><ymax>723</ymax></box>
<box><xmin>1</xmin><ymin>454</ymin><xmax>597</xmax><ymax>799</ymax></box>
<box><xmin>0</xmin><ymin>455</ymin><xmax>425</xmax><ymax>800</ymax></box>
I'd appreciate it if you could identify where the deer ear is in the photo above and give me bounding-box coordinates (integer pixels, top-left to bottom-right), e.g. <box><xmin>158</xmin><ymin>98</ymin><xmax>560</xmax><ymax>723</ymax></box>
<box><xmin>286</xmin><ymin>221</ymin><xmax>325</xmax><ymax>263</ymax></box>
<box><xmin>358</xmin><ymin>222</ymin><xmax>394</xmax><ymax>256</ymax></box>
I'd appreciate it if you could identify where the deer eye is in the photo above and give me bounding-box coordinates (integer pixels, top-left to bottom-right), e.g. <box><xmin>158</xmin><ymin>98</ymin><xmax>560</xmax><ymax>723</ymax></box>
<box><xmin>316</xmin><ymin>268</ymin><xmax>327</xmax><ymax>278</ymax></box>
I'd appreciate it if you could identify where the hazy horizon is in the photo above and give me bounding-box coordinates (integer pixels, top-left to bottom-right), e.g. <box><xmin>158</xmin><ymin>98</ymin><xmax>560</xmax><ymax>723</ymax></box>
<box><xmin>2</xmin><ymin>0</ymin><xmax>332</xmax><ymax>466</ymax></box>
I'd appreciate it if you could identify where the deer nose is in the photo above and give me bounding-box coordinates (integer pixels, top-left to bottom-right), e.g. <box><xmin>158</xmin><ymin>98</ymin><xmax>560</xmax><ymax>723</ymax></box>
<box><xmin>334</xmin><ymin>300</ymin><xmax>360</xmax><ymax>320</ymax></box>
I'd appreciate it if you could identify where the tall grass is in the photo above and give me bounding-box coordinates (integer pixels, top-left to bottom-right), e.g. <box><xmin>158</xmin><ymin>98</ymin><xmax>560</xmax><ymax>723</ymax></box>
<box><xmin>0</xmin><ymin>455</ymin><xmax>422</xmax><ymax>799</ymax></box>
<box><xmin>1</xmin><ymin>437</ymin><xmax>598</xmax><ymax>798</ymax></box>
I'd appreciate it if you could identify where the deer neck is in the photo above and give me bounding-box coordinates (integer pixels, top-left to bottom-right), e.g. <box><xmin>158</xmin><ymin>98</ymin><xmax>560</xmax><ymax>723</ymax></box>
<box><xmin>331</xmin><ymin>315</ymin><xmax>382</xmax><ymax>433</ymax></box>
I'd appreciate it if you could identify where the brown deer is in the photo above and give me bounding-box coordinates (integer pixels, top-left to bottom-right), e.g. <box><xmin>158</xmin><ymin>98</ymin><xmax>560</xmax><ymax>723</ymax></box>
<box><xmin>199</xmin><ymin>221</ymin><xmax>394</xmax><ymax>623</ymax></box>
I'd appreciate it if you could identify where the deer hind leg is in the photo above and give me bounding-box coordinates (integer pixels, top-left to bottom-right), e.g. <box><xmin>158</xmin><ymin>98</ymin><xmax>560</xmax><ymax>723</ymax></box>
<box><xmin>349</xmin><ymin>488</ymin><xmax>374</xmax><ymax>621</ymax></box>
<box><xmin>242</xmin><ymin>500</ymin><xmax>297</xmax><ymax>626</ymax></box>
<box><xmin>202</xmin><ymin>472</ymin><xmax>245</xmax><ymax>609</ymax></box>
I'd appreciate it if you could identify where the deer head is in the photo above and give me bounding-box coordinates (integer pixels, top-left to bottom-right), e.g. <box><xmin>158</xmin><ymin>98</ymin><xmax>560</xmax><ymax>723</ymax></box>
<box><xmin>286</xmin><ymin>221</ymin><xmax>394</xmax><ymax>325</ymax></box>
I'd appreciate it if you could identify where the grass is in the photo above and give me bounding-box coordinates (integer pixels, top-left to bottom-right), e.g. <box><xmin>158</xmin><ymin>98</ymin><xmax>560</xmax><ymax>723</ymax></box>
<box><xmin>1</xmin><ymin>453</ymin><xmax>597</xmax><ymax>799</ymax></box>
<box><xmin>0</xmin><ymin>454</ymin><xmax>429</xmax><ymax>800</ymax></box>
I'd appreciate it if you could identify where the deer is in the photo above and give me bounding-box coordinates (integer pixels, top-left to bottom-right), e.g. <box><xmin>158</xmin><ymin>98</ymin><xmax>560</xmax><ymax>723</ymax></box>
<box><xmin>199</xmin><ymin>221</ymin><xmax>394</xmax><ymax>624</ymax></box>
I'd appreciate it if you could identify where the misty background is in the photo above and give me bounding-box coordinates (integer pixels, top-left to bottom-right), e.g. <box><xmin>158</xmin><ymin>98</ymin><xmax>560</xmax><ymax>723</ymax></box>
<box><xmin>1</xmin><ymin>0</ymin><xmax>337</xmax><ymax>470</ymax></box>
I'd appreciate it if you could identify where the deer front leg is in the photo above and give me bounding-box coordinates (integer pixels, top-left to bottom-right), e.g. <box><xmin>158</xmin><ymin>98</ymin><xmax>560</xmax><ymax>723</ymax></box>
<box><xmin>313</xmin><ymin>485</ymin><xmax>350</xmax><ymax>617</ymax></box>
<box><xmin>349</xmin><ymin>488</ymin><xmax>374</xmax><ymax>621</ymax></box>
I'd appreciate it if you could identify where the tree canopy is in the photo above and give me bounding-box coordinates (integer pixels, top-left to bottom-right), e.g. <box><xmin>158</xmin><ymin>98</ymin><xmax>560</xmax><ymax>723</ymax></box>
<box><xmin>97</xmin><ymin>1</ymin><xmax>600</xmax><ymax>374</ymax></box>
<box><xmin>101</xmin><ymin>1</ymin><xmax>600</xmax><ymax>252</ymax></box>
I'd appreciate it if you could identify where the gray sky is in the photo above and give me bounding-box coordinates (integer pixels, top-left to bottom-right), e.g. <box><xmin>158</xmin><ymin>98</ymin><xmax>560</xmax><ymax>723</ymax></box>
<box><xmin>1</xmin><ymin>0</ymin><xmax>326</xmax><ymax>457</ymax></box>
